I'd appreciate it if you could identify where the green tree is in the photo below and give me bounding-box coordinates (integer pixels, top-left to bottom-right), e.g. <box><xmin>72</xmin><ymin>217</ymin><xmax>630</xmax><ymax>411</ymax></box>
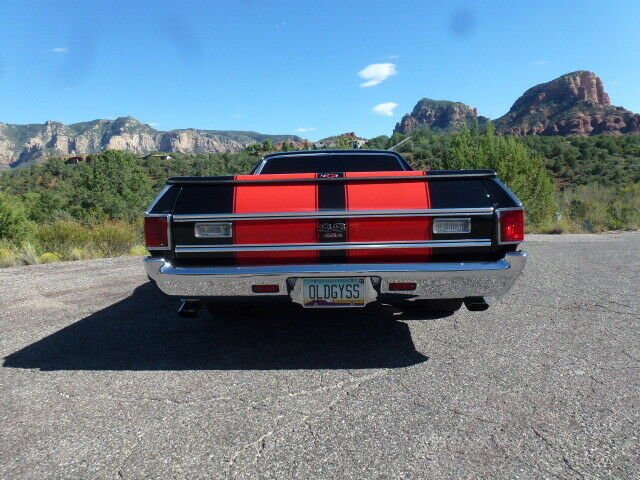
<box><xmin>442</xmin><ymin>126</ymin><xmax>557</xmax><ymax>225</ymax></box>
<box><xmin>0</xmin><ymin>193</ymin><xmax>33</xmax><ymax>242</ymax></box>
<box><xmin>262</xmin><ymin>139</ymin><xmax>274</xmax><ymax>151</ymax></box>
<box><xmin>334</xmin><ymin>135</ymin><xmax>354</xmax><ymax>149</ymax></box>
<box><xmin>68</xmin><ymin>150</ymin><xmax>154</xmax><ymax>222</ymax></box>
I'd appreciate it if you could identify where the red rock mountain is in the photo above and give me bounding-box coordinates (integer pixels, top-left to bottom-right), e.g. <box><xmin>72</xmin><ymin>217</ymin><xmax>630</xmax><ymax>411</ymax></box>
<box><xmin>394</xmin><ymin>99</ymin><xmax>488</xmax><ymax>134</ymax></box>
<box><xmin>395</xmin><ymin>71</ymin><xmax>640</xmax><ymax>137</ymax></box>
<box><xmin>494</xmin><ymin>71</ymin><xmax>640</xmax><ymax>136</ymax></box>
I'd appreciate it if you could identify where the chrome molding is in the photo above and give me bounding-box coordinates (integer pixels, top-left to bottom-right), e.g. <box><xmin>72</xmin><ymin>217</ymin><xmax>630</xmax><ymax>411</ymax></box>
<box><xmin>174</xmin><ymin>239</ymin><xmax>491</xmax><ymax>253</ymax></box>
<box><xmin>173</xmin><ymin>207</ymin><xmax>494</xmax><ymax>222</ymax></box>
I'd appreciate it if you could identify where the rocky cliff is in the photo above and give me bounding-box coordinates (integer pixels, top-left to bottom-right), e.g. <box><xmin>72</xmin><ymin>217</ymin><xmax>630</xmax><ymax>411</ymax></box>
<box><xmin>0</xmin><ymin>117</ymin><xmax>302</xmax><ymax>168</ymax></box>
<box><xmin>394</xmin><ymin>71</ymin><xmax>640</xmax><ymax>137</ymax></box>
<box><xmin>394</xmin><ymin>99</ymin><xmax>489</xmax><ymax>134</ymax></box>
<box><xmin>494</xmin><ymin>71</ymin><xmax>640</xmax><ymax>136</ymax></box>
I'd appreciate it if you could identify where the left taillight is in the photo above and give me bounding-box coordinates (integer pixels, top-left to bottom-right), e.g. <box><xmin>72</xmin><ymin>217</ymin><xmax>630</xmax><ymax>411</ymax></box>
<box><xmin>145</xmin><ymin>215</ymin><xmax>170</xmax><ymax>249</ymax></box>
<box><xmin>499</xmin><ymin>209</ymin><xmax>525</xmax><ymax>244</ymax></box>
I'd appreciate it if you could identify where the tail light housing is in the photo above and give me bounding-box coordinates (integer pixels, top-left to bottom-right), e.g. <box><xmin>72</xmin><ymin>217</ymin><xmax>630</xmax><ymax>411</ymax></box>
<box><xmin>498</xmin><ymin>209</ymin><xmax>525</xmax><ymax>244</ymax></box>
<box><xmin>145</xmin><ymin>215</ymin><xmax>171</xmax><ymax>250</ymax></box>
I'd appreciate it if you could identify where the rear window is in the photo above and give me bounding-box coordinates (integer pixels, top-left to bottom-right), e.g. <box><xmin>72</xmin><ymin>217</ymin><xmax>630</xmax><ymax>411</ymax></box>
<box><xmin>259</xmin><ymin>153</ymin><xmax>408</xmax><ymax>174</ymax></box>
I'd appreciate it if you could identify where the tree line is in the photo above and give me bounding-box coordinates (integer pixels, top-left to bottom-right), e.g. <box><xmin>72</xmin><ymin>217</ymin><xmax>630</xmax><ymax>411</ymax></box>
<box><xmin>0</xmin><ymin>129</ymin><xmax>638</xmax><ymax>266</ymax></box>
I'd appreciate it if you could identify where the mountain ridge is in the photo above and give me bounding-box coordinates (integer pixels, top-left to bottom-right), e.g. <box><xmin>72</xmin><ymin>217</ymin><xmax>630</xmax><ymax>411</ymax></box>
<box><xmin>0</xmin><ymin>117</ymin><xmax>303</xmax><ymax>169</ymax></box>
<box><xmin>394</xmin><ymin>71</ymin><xmax>640</xmax><ymax>137</ymax></box>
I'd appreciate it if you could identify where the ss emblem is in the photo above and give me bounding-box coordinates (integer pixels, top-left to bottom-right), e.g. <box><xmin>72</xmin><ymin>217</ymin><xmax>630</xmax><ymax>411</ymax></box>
<box><xmin>319</xmin><ymin>222</ymin><xmax>346</xmax><ymax>233</ymax></box>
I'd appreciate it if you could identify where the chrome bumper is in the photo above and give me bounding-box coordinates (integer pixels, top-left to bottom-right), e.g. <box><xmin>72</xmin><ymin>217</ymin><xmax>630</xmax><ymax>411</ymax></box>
<box><xmin>144</xmin><ymin>251</ymin><xmax>526</xmax><ymax>303</ymax></box>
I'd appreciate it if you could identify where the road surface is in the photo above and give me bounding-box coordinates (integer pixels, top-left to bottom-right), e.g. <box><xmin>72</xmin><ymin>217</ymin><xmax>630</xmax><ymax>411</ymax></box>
<box><xmin>1</xmin><ymin>233</ymin><xmax>638</xmax><ymax>479</ymax></box>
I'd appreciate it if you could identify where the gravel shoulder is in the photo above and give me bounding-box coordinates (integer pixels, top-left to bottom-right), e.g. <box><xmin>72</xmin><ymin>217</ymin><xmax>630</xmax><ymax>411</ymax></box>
<box><xmin>1</xmin><ymin>233</ymin><xmax>639</xmax><ymax>479</ymax></box>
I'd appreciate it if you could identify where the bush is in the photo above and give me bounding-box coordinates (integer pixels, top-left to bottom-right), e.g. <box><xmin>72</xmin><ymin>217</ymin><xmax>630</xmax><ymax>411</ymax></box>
<box><xmin>36</xmin><ymin>220</ymin><xmax>93</xmax><ymax>252</ymax></box>
<box><xmin>0</xmin><ymin>247</ymin><xmax>18</xmax><ymax>267</ymax></box>
<box><xmin>0</xmin><ymin>193</ymin><xmax>33</xmax><ymax>243</ymax></box>
<box><xmin>559</xmin><ymin>183</ymin><xmax>640</xmax><ymax>232</ymax></box>
<box><xmin>39</xmin><ymin>252</ymin><xmax>62</xmax><ymax>263</ymax></box>
<box><xmin>18</xmin><ymin>243</ymin><xmax>40</xmax><ymax>265</ymax></box>
<box><xmin>67</xmin><ymin>247</ymin><xmax>103</xmax><ymax>261</ymax></box>
<box><xmin>90</xmin><ymin>220</ymin><xmax>141</xmax><ymax>255</ymax></box>
<box><xmin>129</xmin><ymin>245</ymin><xmax>149</xmax><ymax>256</ymax></box>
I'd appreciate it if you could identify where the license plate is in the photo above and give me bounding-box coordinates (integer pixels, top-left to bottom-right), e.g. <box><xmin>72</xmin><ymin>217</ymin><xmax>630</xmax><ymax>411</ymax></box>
<box><xmin>302</xmin><ymin>277</ymin><xmax>366</xmax><ymax>308</ymax></box>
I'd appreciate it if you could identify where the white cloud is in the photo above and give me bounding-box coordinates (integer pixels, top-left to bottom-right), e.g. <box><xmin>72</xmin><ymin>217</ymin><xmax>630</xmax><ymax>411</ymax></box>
<box><xmin>52</xmin><ymin>47</ymin><xmax>69</xmax><ymax>54</ymax></box>
<box><xmin>149</xmin><ymin>122</ymin><xmax>160</xmax><ymax>126</ymax></box>
<box><xmin>386</xmin><ymin>55</ymin><xmax>400</xmax><ymax>59</ymax></box>
<box><xmin>358</xmin><ymin>63</ymin><xmax>397</xmax><ymax>87</ymax></box>
<box><xmin>532</xmin><ymin>60</ymin><xmax>548</xmax><ymax>65</ymax></box>
<box><xmin>296</xmin><ymin>127</ymin><xmax>317</xmax><ymax>132</ymax></box>
<box><xmin>372</xmin><ymin>102</ymin><xmax>398</xmax><ymax>116</ymax></box>
<box><xmin>231</xmin><ymin>114</ymin><xmax>242</xmax><ymax>119</ymax></box>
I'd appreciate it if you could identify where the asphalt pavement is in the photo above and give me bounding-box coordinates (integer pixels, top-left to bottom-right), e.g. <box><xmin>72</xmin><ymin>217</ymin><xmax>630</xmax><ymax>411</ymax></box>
<box><xmin>1</xmin><ymin>233</ymin><xmax>638</xmax><ymax>479</ymax></box>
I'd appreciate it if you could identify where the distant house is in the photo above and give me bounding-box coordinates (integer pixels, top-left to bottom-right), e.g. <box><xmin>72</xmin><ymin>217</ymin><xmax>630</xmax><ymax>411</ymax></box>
<box><xmin>141</xmin><ymin>153</ymin><xmax>173</xmax><ymax>160</ymax></box>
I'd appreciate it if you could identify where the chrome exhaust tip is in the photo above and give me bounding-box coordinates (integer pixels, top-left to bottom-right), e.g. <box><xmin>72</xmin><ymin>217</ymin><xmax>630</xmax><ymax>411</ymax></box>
<box><xmin>177</xmin><ymin>299</ymin><xmax>204</xmax><ymax>318</ymax></box>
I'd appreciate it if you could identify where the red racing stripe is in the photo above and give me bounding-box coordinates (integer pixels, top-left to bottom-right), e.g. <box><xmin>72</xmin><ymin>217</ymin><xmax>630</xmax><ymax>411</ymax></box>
<box><xmin>345</xmin><ymin>171</ymin><xmax>432</xmax><ymax>263</ymax></box>
<box><xmin>233</xmin><ymin>173</ymin><xmax>319</xmax><ymax>265</ymax></box>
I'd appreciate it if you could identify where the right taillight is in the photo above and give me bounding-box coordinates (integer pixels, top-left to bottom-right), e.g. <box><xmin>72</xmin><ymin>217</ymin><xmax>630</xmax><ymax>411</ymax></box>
<box><xmin>145</xmin><ymin>215</ymin><xmax>170</xmax><ymax>249</ymax></box>
<box><xmin>499</xmin><ymin>209</ymin><xmax>525</xmax><ymax>243</ymax></box>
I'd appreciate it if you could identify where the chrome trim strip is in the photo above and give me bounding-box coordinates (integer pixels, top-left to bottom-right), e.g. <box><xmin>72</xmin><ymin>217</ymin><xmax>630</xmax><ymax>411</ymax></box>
<box><xmin>173</xmin><ymin>207</ymin><xmax>494</xmax><ymax>222</ymax></box>
<box><xmin>174</xmin><ymin>239</ymin><xmax>491</xmax><ymax>253</ymax></box>
<box><xmin>144</xmin><ymin>213</ymin><xmax>173</xmax><ymax>251</ymax></box>
<box><xmin>150</xmin><ymin>255</ymin><xmax>521</xmax><ymax>276</ymax></box>
<box><xmin>167</xmin><ymin>173</ymin><xmax>496</xmax><ymax>185</ymax></box>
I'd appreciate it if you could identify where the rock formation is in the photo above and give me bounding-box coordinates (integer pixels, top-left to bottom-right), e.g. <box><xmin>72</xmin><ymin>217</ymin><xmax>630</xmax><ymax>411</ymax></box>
<box><xmin>0</xmin><ymin>117</ymin><xmax>302</xmax><ymax>168</ymax></box>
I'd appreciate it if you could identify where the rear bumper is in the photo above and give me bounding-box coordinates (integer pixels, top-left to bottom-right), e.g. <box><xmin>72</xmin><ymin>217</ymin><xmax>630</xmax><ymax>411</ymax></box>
<box><xmin>144</xmin><ymin>251</ymin><xmax>527</xmax><ymax>303</ymax></box>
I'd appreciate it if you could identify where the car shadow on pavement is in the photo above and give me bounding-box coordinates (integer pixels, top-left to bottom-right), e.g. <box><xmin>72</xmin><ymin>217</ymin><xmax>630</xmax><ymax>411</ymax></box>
<box><xmin>4</xmin><ymin>282</ymin><xmax>434</xmax><ymax>371</ymax></box>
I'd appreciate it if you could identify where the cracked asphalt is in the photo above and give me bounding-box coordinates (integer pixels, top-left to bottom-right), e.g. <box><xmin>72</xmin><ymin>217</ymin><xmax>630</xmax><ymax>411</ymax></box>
<box><xmin>1</xmin><ymin>233</ymin><xmax>639</xmax><ymax>479</ymax></box>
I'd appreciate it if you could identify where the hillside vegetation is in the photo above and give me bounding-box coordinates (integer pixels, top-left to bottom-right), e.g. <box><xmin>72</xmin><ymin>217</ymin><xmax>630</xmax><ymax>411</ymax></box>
<box><xmin>0</xmin><ymin>130</ymin><xmax>638</xmax><ymax>267</ymax></box>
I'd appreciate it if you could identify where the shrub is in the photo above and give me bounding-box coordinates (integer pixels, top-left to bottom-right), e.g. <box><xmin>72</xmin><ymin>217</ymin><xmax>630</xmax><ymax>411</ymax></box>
<box><xmin>0</xmin><ymin>193</ymin><xmax>33</xmax><ymax>243</ymax></box>
<box><xmin>0</xmin><ymin>247</ymin><xmax>18</xmax><ymax>267</ymax></box>
<box><xmin>558</xmin><ymin>183</ymin><xmax>640</xmax><ymax>232</ymax></box>
<box><xmin>129</xmin><ymin>245</ymin><xmax>149</xmax><ymax>256</ymax></box>
<box><xmin>39</xmin><ymin>252</ymin><xmax>62</xmax><ymax>263</ymax></box>
<box><xmin>36</xmin><ymin>220</ymin><xmax>92</xmax><ymax>252</ymax></box>
<box><xmin>67</xmin><ymin>247</ymin><xmax>104</xmax><ymax>261</ymax></box>
<box><xmin>91</xmin><ymin>221</ymin><xmax>141</xmax><ymax>255</ymax></box>
<box><xmin>18</xmin><ymin>243</ymin><xmax>40</xmax><ymax>265</ymax></box>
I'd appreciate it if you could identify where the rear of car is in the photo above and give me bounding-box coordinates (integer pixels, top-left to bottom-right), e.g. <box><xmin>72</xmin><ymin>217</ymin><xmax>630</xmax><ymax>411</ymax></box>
<box><xmin>144</xmin><ymin>150</ymin><xmax>526</xmax><ymax>311</ymax></box>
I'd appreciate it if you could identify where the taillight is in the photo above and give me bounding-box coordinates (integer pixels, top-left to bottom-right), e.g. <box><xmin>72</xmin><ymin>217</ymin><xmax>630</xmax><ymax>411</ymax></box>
<box><xmin>499</xmin><ymin>209</ymin><xmax>525</xmax><ymax>243</ymax></box>
<box><xmin>145</xmin><ymin>215</ymin><xmax>170</xmax><ymax>249</ymax></box>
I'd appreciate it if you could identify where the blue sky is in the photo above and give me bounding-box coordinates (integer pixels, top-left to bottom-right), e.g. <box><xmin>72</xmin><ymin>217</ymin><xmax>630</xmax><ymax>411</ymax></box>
<box><xmin>0</xmin><ymin>0</ymin><xmax>638</xmax><ymax>141</ymax></box>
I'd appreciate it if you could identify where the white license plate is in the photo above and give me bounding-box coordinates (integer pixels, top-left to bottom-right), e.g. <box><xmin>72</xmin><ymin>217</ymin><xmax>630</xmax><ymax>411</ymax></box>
<box><xmin>302</xmin><ymin>277</ymin><xmax>366</xmax><ymax>308</ymax></box>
